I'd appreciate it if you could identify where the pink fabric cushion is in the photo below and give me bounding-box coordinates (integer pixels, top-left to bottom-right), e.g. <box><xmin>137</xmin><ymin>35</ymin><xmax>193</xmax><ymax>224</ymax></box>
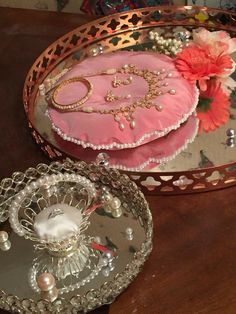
<box><xmin>54</xmin><ymin>114</ymin><xmax>198</xmax><ymax>171</ymax></box>
<box><xmin>49</xmin><ymin>51</ymin><xmax>198</xmax><ymax>150</ymax></box>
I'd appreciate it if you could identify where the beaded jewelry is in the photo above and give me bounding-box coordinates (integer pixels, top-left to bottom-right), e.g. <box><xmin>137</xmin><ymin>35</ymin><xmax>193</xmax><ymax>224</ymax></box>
<box><xmin>48</xmin><ymin>64</ymin><xmax>176</xmax><ymax>131</ymax></box>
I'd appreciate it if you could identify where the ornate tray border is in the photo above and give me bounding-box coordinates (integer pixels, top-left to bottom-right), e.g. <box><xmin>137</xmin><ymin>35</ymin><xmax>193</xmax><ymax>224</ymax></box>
<box><xmin>23</xmin><ymin>6</ymin><xmax>236</xmax><ymax>195</ymax></box>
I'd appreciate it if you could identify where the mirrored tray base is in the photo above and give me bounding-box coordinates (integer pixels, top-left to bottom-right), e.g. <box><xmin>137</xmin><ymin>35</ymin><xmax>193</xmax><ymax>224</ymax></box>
<box><xmin>0</xmin><ymin>160</ymin><xmax>152</xmax><ymax>313</ymax></box>
<box><xmin>23</xmin><ymin>6</ymin><xmax>236</xmax><ymax>195</ymax></box>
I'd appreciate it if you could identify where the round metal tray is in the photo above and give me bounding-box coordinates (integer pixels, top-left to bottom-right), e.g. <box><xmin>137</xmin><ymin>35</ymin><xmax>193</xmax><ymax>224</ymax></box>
<box><xmin>23</xmin><ymin>6</ymin><xmax>236</xmax><ymax>195</ymax></box>
<box><xmin>0</xmin><ymin>160</ymin><xmax>152</xmax><ymax>313</ymax></box>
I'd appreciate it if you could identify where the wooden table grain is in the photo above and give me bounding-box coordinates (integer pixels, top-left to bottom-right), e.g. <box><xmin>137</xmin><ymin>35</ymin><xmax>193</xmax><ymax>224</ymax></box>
<box><xmin>0</xmin><ymin>7</ymin><xmax>236</xmax><ymax>314</ymax></box>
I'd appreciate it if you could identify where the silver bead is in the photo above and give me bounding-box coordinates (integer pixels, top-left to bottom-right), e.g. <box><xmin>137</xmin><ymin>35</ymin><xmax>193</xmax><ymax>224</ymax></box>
<box><xmin>226</xmin><ymin>137</ymin><xmax>235</xmax><ymax>147</ymax></box>
<box><xmin>108</xmin><ymin>262</ymin><xmax>115</xmax><ymax>271</ymax></box>
<box><xmin>103</xmin><ymin>251</ymin><xmax>113</xmax><ymax>261</ymax></box>
<box><xmin>226</xmin><ymin>128</ymin><xmax>235</xmax><ymax>138</ymax></box>
<box><xmin>102</xmin><ymin>267</ymin><xmax>110</xmax><ymax>277</ymax></box>
<box><xmin>96</xmin><ymin>152</ymin><xmax>110</xmax><ymax>167</ymax></box>
<box><xmin>100</xmin><ymin>257</ymin><xmax>108</xmax><ymax>267</ymax></box>
<box><xmin>126</xmin><ymin>227</ymin><xmax>133</xmax><ymax>235</ymax></box>
<box><xmin>126</xmin><ymin>234</ymin><xmax>134</xmax><ymax>241</ymax></box>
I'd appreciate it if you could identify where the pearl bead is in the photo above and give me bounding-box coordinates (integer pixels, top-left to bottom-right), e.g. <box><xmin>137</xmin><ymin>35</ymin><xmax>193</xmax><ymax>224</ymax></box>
<box><xmin>110</xmin><ymin>197</ymin><xmax>121</xmax><ymax>210</ymax></box>
<box><xmin>112</xmin><ymin>207</ymin><xmax>122</xmax><ymax>218</ymax></box>
<box><xmin>0</xmin><ymin>231</ymin><xmax>8</xmax><ymax>243</ymax></box>
<box><xmin>0</xmin><ymin>240</ymin><xmax>11</xmax><ymax>251</ymax></box>
<box><xmin>167</xmin><ymin>73</ymin><xmax>173</xmax><ymax>78</ymax></box>
<box><xmin>37</xmin><ymin>273</ymin><xmax>55</xmax><ymax>291</ymax></box>
<box><xmin>104</xmin><ymin>204</ymin><xmax>112</xmax><ymax>213</ymax></box>
<box><xmin>130</xmin><ymin>120</ymin><xmax>136</xmax><ymax>129</ymax></box>
<box><xmin>103</xmin><ymin>193</ymin><xmax>112</xmax><ymax>203</ymax></box>
<box><xmin>226</xmin><ymin>128</ymin><xmax>235</xmax><ymax>137</ymax></box>
<box><xmin>169</xmin><ymin>89</ymin><xmax>176</xmax><ymax>95</ymax></box>
<box><xmin>156</xmin><ymin>105</ymin><xmax>163</xmax><ymax>111</ymax></box>
<box><xmin>119</xmin><ymin>123</ymin><xmax>125</xmax><ymax>131</ymax></box>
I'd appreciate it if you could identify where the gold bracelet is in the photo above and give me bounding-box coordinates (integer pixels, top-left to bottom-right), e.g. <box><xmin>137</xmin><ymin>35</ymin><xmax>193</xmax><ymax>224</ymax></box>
<box><xmin>51</xmin><ymin>77</ymin><xmax>93</xmax><ymax>111</ymax></box>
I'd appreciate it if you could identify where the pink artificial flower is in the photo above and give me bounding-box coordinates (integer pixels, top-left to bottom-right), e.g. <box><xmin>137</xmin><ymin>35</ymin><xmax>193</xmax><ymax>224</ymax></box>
<box><xmin>192</xmin><ymin>28</ymin><xmax>236</xmax><ymax>56</ymax></box>
<box><xmin>175</xmin><ymin>46</ymin><xmax>233</xmax><ymax>91</ymax></box>
<box><xmin>197</xmin><ymin>80</ymin><xmax>231</xmax><ymax>133</ymax></box>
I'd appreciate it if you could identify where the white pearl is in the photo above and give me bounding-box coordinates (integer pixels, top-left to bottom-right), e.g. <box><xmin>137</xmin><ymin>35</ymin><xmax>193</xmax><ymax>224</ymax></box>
<box><xmin>0</xmin><ymin>231</ymin><xmax>8</xmax><ymax>242</ymax></box>
<box><xmin>119</xmin><ymin>123</ymin><xmax>125</xmax><ymax>131</ymax></box>
<box><xmin>130</xmin><ymin>120</ymin><xmax>136</xmax><ymax>129</ymax></box>
<box><xmin>169</xmin><ymin>89</ymin><xmax>176</xmax><ymax>95</ymax></box>
<box><xmin>156</xmin><ymin>105</ymin><xmax>163</xmax><ymax>111</ymax></box>
<box><xmin>110</xmin><ymin>197</ymin><xmax>121</xmax><ymax>209</ymax></box>
<box><xmin>112</xmin><ymin>208</ymin><xmax>122</xmax><ymax>218</ymax></box>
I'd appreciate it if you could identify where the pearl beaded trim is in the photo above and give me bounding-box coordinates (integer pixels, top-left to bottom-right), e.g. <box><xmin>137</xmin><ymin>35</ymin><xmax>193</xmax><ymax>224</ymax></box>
<box><xmin>111</xmin><ymin>115</ymin><xmax>199</xmax><ymax>172</ymax></box>
<box><xmin>28</xmin><ymin>252</ymin><xmax>114</xmax><ymax>295</ymax></box>
<box><xmin>48</xmin><ymin>85</ymin><xmax>199</xmax><ymax>150</ymax></box>
<box><xmin>8</xmin><ymin>173</ymin><xmax>96</xmax><ymax>239</ymax></box>
<box><xmin>28</xmin><ymin>256</ymin><xmax>104</xmax><ymax>295</ymax></box>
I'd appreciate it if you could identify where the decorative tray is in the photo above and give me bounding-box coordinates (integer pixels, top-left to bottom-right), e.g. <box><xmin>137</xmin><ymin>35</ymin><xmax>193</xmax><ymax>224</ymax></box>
<box><xmin>0</xmin><ymin>159</ymin><xmax>152</xmax><ymax>313</ymax></box>
<box><xmin>23</xmin><ymin>6</ymin><xmax>236</xmax><ymax>195</ymax></box>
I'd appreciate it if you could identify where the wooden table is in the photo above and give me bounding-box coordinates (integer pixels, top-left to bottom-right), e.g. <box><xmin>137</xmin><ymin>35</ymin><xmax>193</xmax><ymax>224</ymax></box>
<box><xmin>1</xmin><ymin>7</ymin><xmax>236</xmax><ymax>314</ymax></box>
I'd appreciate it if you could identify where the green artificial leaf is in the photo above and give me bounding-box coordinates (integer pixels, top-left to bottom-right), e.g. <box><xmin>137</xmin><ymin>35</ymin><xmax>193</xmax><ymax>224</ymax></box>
<box><xmin>197</xmin><ymin>97</ymin><xmax>213</xmax><ymax>112</ymax></box>
<box><xmin>230</xmin><ymin>89</ymin><xmax>236</xmax><ymax>108</ymax></box>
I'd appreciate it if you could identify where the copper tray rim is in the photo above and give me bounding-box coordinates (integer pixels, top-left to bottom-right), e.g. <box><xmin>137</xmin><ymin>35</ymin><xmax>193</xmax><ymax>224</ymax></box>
<box><xmin>22</xmin><ymin>5</ymin><xmax>236</xmax><ymax>195</ymax></box>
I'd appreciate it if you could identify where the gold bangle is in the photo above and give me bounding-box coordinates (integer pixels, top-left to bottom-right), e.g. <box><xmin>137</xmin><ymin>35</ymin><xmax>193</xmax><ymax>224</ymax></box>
<box><xmin>51</xmin><ymin>77</ymin><xmax>93</xmax><ymax>111</ymax></box>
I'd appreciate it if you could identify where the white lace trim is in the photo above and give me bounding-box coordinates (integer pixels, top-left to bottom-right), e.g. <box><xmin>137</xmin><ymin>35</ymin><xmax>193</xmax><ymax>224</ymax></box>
<box><xmin>48</xmin><ymin>85</ymin><xmax>199</xmax><ymax>150</ymax></box>
<box><xmin>112</xmin><ymin>116</ymin><xmax>199</xmax><ymax>171</ymax></box>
